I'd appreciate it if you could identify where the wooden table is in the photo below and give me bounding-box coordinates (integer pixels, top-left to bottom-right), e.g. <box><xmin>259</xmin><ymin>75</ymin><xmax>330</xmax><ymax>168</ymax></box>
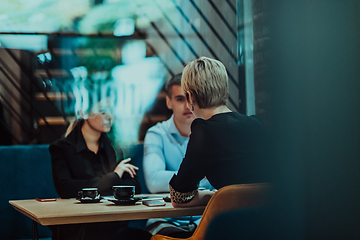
<box><xmin>9</xmin><ymin>195</ymin><xmax>205</xmax><ymax>239</ymax></box>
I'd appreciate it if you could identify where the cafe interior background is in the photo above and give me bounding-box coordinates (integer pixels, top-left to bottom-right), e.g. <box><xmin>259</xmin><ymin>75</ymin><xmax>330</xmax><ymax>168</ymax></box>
<box><xmin>0</xmin><ymin>0</ymin><xmax>359</xmax><ymax>239</ymax></box>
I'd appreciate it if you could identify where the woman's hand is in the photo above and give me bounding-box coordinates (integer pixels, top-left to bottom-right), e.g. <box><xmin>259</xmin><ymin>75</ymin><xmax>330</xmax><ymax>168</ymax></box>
<box><xmin>114</xmin><ymin>158</ymin><xmax>139</xmax><ymax>178</ymax></box>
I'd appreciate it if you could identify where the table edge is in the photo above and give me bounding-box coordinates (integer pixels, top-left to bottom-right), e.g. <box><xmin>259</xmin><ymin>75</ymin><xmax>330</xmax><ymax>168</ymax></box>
<box><xmin>9</xmin><ymin>199</ymin><xmax>205</xmax><ymax>226</ymax></box>
<box><xmin>9</xmin><ymin>200</ymin><xmax>40</xmax><ymax>224</ymax></box>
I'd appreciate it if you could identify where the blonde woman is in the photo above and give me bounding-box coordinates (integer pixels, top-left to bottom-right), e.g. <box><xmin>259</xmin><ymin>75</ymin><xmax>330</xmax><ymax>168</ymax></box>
<box><xmin>169</xmin><ymin>57</ymin><xmax>268</xmax><ymax>208</ymax></box>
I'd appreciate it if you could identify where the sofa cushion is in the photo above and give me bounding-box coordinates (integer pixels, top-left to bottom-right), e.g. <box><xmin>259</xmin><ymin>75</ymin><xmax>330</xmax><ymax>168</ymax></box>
<box><xmin>129</xmin><ymin>143</ymin><xmax>150</xmax><ymax>194</ymax></box>
<box><xmin>0</xmin><ymin>144</ymin><xmax>58</xmax><ymax>239</ymax></box>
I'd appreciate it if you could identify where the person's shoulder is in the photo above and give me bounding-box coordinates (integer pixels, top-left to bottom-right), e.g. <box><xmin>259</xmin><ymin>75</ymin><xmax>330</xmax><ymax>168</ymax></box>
<box><xmin>229</xmin><ymin>113</ymin><xmax>266</xmax><ymax>132</ymax></box>
<box><xmin>190</xmin><ymin>118</ymin><xmax>208</xmax><ymax>132</ymax></box>
<box><xmin>146</xmin><ymin>117</ymin><xmax>171</xmax><ymax>135</ymax></box>
<box><xmin>248</xmin><ymin>114</ymin><xmax>265</xmax><ymax>127</ymax></box>
<box><xmin>192</xmin><ymin>118</ymin><xmax>206</xmax><ymax>125</ymax></box>
<box><xmin>144</xmin><ymin>119</ymin><xmax>172</xmax><ymax>147</ymax></box>
<box><xmin>50</xmin><ymin>137</ymin><xmax>66</xmax><ymax>147</ymax></box>
<box><xmin>206</xmin><ymin>112</ymin><xmax>261</xmax><ymax>129</ymax></box>
<box><xmin>221</xmin><ymin>112</ymin><xmax>259</xmax><ymax>123</ymax></box>
<box><xmin>49</xmin><ymin>137</ymin><xmax>68</xmax><ymax>153</ymax></box>
<box><xmin>49</xmin><ymin>130</ymin><xmax>75</xmax><ymax>150</ymax></box>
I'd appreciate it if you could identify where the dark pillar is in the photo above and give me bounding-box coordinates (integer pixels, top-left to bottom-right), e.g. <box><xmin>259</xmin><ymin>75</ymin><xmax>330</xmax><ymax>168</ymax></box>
<box><xmin>267</xmin><ymin>0</ymin><xmax>360</xmax><ymax>238</ymax></box>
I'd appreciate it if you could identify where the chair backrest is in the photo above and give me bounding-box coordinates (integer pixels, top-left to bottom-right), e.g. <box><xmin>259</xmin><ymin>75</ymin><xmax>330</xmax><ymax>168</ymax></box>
<box><xmin>129</xmin><ymin>143</ymin><xmax>150</xmax><ymax>194</ymax></box>
<box><xmin>151</xmin><ymin>183</ymin><xmax>271</xmax><ymax>240</ymax></box>
<box><xmin>192</xmin><ymin>183</ymin><xmax>271</xmax><ymax>240</ymax></box>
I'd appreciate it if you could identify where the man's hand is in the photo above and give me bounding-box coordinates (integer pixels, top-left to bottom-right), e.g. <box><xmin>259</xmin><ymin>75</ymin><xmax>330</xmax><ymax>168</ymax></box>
<box><xmin>114</xmin><ymin>158</ymin><xmax>139</xmax><ymax>178</ymax></box>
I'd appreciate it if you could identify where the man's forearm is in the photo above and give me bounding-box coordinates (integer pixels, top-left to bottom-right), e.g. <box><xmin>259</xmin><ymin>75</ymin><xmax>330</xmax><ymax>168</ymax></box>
<box><xmin>145</xmin><ymin>170</ymin><xmax>175</xmax><ymax>193</ymax></box>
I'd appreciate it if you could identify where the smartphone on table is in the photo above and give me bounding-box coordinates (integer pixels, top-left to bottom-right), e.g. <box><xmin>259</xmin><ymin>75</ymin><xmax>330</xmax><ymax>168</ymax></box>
<box><xmin>142</xmin><ymin>200</ymin><xmax>166</xmax><ymax>207</ymax></box>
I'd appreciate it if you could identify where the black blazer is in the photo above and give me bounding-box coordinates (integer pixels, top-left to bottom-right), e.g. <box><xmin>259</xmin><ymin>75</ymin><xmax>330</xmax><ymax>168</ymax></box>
<box><xmin>49</xmin><ymin>125</ymin><xmax>141</xmax><ymax>199</ymax></box>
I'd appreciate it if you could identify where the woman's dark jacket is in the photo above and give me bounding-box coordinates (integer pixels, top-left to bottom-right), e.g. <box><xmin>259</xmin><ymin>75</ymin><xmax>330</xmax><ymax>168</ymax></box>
<box><xmin>49</xmin><ymin>124</ymin><xmax>141</xmax><ymax>199</ymax></box>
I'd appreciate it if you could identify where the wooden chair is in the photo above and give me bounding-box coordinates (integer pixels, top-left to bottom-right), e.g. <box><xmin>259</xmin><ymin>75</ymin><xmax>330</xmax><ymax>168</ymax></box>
<box><xmin>150</xmin><ymin>183</ymin><xmax>272</xmax><ymax>240</ymax></box>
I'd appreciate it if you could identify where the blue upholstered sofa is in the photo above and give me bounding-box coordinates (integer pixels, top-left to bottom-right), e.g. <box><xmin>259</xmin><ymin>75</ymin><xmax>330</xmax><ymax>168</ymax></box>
<box><xmin>0</xmin><ymin>143</ymin><xmax>147</xmax><ymax>240</ymax></box>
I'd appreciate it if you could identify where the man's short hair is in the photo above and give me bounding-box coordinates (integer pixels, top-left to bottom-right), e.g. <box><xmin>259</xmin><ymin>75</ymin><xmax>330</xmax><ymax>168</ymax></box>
<box><xmin>181</xmin><ymin>57</ymin><xmax>228</xmax><ymax>108</ymax></box>
<box><xmin>165</xmin><ymin>73</ymin><xmax>182</xmax><ymax>98</ymax></box>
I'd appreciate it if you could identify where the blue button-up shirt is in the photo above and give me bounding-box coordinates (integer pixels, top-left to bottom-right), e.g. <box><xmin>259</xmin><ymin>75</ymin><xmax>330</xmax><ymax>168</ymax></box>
<box><xmin>143</xmin><ymin>115</ymin><xmax>212</xmax><ymax>193</ymax></box>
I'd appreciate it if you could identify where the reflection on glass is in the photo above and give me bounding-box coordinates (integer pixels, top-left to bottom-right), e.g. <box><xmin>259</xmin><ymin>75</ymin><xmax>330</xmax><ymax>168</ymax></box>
<box><xmin>111</xmin><ymin>41</ymin><xmax>165</xmax><ymax>146</ymax></box>
<box><xmin>69</xmin><ymin>40</ymin><xmax>166</xmax><ymax>146</ymax></box>
<box><xmin>114</xmin><ymin>18</ymin><xmax>135</xmax><ymax>37</ymax></box>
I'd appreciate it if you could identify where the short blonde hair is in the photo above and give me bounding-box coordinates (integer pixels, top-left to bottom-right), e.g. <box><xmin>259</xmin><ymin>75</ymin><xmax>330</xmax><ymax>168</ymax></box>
<box><xmin>181</xmin><ymin>57</ymin><xmax>228</xmax><ymax>108</ymax></box>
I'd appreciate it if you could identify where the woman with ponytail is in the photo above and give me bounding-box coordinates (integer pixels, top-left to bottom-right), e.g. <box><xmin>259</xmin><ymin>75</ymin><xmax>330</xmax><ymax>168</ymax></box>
<box><xmin>49</xmin><ymin>98</ymin><xmax>150</xmax><ymax>240</ymax></box>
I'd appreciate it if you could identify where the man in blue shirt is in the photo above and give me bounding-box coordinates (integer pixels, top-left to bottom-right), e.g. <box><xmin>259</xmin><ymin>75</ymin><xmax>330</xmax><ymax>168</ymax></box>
<box><xmin>143</xmin><ymin>74</ymin><xmax>212</xmax><ymax>193</ymax></box>
<box><xmin>143</xmin><ymin>74</ymin><xmax>212</xmax><ymax>237</ymax></box>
